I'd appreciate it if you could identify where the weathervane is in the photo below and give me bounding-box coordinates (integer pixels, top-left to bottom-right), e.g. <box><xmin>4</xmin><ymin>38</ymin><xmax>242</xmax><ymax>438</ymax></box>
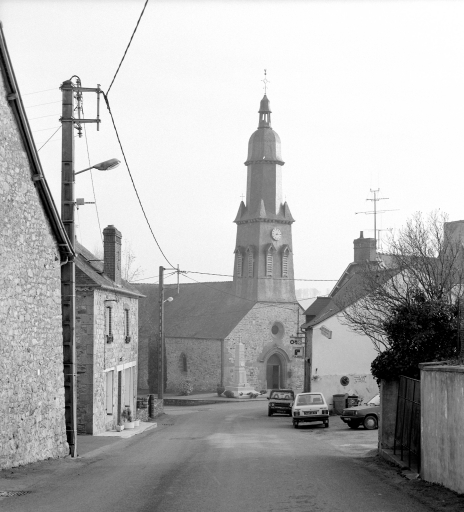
<box><xmin>262</xmin><ymin>69</ymin><xmax>270</xmax><ymax>94</ymax></box>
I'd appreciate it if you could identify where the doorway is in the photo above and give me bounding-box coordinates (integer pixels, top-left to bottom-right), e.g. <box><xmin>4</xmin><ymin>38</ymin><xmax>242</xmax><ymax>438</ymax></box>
<box><xmin>266</xmin><ymin>353</ymin><xmax>283</xmax><ymax>389</ymax></box>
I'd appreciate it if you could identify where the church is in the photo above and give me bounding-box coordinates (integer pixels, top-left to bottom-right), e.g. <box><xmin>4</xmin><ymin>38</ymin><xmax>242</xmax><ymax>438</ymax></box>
<box><xmin>137</xmin><ymin>93</ymin><xmax>305</xmax><ymax>394</ymax></box>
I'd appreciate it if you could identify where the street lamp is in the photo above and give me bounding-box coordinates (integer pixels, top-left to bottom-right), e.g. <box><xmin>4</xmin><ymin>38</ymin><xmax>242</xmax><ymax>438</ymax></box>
<box><xmin>75</xmin><ymin>158</ymin><xmax>120</xmax><ymax>175</ymax></box>
<box><xmin>158</xmin><ymin>267</ymin><xmax>175</xmax><ymax>401</ymax></box>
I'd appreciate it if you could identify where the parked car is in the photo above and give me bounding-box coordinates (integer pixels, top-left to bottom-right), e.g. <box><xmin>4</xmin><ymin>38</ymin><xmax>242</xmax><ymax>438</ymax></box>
<box><xmin>268</xmin><ymin>389</ymin><xmax>295</xmax><ymax>416</ymax></box>
<box><xmin>340</xmin><ymin>393</ymin><xmax>380</xmax><ymax>430</ymax></box>
<box><xmin>292</xmin><ymin>392</ymin><xmax>329</xmax><ymax>428</ymax></box>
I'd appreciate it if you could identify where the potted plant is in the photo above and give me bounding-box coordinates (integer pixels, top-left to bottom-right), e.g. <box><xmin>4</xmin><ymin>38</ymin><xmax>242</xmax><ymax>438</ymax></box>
<box><xmin>115</xmin><ymin>424</ymin><xmax>124</xmax><ymax>432</ymax></box>
<box><xmin>216</xmin><ymin>383</ymin><xmax>225</xmax><ymax>396</ymax></box>
<box><xmin>121</xmin><ymin>407</ymin><xmax>135</xmax><ymax>429</ymax></box>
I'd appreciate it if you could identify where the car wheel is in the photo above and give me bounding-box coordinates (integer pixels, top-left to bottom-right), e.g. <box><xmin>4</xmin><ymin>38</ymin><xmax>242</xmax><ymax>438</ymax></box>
<box><xmin>293</xmin><ymin>420</ymin><xmax>299</xmax><ymax>429</ymax></box>
<box><xmin>348</xmin><ymin>423</ymin><xmax>360</xmax><ymax>429</ymax></box>
<box><xmin>363</xmin><ymin>415</ymin><xmax>378</xmax><ymax>430</ymax></box>
<box><xmin>268</xmin><ymin>409</ymin><xmax>273</xmax><ymax>417</ymax></box>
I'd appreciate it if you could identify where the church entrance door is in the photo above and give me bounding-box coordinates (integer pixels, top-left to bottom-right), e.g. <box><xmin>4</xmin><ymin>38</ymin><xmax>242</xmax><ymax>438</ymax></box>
<box><xmin>266</xmin><ymin>354</ymin><xmax>283</xmax><ymax>389</ymax></box>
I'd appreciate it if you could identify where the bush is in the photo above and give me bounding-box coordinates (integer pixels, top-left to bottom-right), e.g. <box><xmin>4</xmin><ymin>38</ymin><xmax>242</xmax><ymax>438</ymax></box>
<box><xmin>223</xmin><ymin>390</ymin><xmax>235</xmax><ymax>398</ymax></box>
<box><xmin>179</xmin><ymin>379</ymin><xmax>193</xmax><ymax>396</ymax></box>
<box><xmin>216</xmin><ymin>384</ymin><xmax>225</xmax><ymax>396</ymax></box>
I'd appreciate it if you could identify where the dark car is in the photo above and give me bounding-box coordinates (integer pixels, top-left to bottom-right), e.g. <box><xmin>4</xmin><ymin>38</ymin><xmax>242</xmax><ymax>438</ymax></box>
<box><xmin>340</xmin><ymin>393</ymin><xmax>380</xmax><ymax>430</ymax></box>
<box><xmin>268</xmin><ymin>389</ymin><xmax>295</xmax><ymax>416</ymax></box>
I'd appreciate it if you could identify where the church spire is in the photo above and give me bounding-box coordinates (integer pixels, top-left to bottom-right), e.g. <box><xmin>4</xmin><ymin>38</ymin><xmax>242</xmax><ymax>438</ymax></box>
<box><xmin>258</xmin><ymin>95</ymin><xmax>272</xmax><ymax>128</ymax></box>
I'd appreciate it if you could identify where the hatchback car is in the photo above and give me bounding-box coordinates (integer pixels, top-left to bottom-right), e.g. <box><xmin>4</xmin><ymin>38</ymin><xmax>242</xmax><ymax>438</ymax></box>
<box><xmin>292</xmin><ymin>392</ymin><xmax>329</xmax><ymax>428</ymax></box>
<box><xmin>268</xmin><ymin>389</ymin><xmax>295</xmax><ymax>416</ymax></box>
<box><xmin>340</xmin><ymin>393</ymin><xmax>380</xmax><ymax>430</ymax></box>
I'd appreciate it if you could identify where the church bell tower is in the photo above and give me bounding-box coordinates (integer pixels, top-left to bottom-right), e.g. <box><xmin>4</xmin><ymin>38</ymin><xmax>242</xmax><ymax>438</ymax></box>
<box><xmin>232</xmin><ymin>94</ymin><xmax>296</xmax><ymax>302</ymax></box>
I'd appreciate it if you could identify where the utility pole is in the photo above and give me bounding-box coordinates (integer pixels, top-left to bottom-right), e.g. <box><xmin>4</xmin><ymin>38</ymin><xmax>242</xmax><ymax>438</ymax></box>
<box><xmin>158</xmin><ymin>266</ymin><xmax>165</xmax><ymax>399</ymax></box>
<box><xmin>60</xmin><ymin>79</ymin><xmax>77</xmax><ymax>457</ymax></box>
<box><xmin>60</xmin><ymin>77</ymin><xmax>101</xmax><ymax>457</ymax></box>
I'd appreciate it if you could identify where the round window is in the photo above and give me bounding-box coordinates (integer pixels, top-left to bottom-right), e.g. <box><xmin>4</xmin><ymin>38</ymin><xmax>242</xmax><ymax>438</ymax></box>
<box><xmin>271</xmin><ymin>322</ymin><xmax>284</xmax><ymax>340</ymax></box>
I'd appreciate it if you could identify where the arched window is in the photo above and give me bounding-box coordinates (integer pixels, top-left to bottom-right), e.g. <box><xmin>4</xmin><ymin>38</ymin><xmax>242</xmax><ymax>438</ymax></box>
<box><xmin>234</xmin><ymin>247</ymin><xmax>243</xmax><ymax>278</ymax></box>
<box><xmin>246</xmin><ymin>246</ymin><xmax>255</xmax><ymax>277</ymax></box>
<box><xmin>265</xmin><ymin>244</ymin><xmax>276</xmax><ymax>277</ymax></box>
<box><xmin>281</xmin><ymin>245</ymin><xmax>290</xmax><ymax>278</ymax></box>
<box><xmin>179</xmin><ymin>353</ymin><xmax>187</xmax><ymax>373</ymax></box>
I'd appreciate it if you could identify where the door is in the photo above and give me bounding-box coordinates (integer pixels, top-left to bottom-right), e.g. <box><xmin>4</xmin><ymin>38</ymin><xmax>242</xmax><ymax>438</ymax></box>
<box><xmin>117</xmin><ymin>370</ymin><xmax>122</xmax><ymax>425</ymax></box>
<box><xmin>266</xmin><ymin>354</ymin><xmax>283</xmax><ymax>389</ymax></box>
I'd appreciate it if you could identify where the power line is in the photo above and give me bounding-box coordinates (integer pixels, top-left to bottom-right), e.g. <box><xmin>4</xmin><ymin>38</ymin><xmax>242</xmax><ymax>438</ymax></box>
<box><xmin>32</xmin><ymin>125</ymin><xmax>62</xmax><ymax>133</ymax></box>
<box><xmin>23</xmin><ymin>87</ymin><xmax>57</xmax><ymax>96</ymax></box>
<box><xmin>25</xmin><ymin>100</ymin><xmax>61</xmax><ymax>108</ymax></box>
<box><xmin>29</xmin><ymin>113</ymin><xmax>60</xmax><ymax>121</ymax></box>
<box><xmin>102</xmin><ymin>92</ymin><xmax>174</xmax><ymax>269</ymax></box>
<box><xmin>106</xmin><ymin>0</ymin><xmax>149</xmax><ymax>96</ymax></box>
<box><xmin>37</xmin><ymin>125</ymin><xmax>61</xmax><ymax>152</ymax></box>
<box><xmin>82</xmin><ymin>108</ymin><xmax>103</xmax><ymax>244</ymax></box>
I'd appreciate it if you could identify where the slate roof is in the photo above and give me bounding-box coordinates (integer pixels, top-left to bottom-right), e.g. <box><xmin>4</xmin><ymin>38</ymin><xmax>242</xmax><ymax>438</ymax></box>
<box><xmin>302</xmin><ymin>263</ymin><xmax>396</xmax><ymax>329</ymax></box>
<box><xmin>137</xmin><ymin>281</ymin><xmax>256</xmax><ymax>340</ymax></box>
<box><xmin>75</xmin><ymin>241</ymin><xmax>144</xmax><ymax>298</ymax></box>
<box><xmin>0</xmin><ymin>23</ymin><xmax>73</xmax><ymax>260</ymax></box>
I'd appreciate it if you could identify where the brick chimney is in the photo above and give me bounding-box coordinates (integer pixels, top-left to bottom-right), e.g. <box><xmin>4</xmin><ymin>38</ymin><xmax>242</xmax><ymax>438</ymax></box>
<box><xmin>353</xmin><ymin>231</ymin><xmax>376</xmax><ymax>263</ymax></box>
<box><xmin>103</xmin><ymin>225</ymin><xmax>122</xmax><ymax>284</ymax></box>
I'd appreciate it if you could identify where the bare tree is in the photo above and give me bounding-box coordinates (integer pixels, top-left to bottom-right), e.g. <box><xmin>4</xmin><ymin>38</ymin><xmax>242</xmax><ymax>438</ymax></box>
<box><xmin>121</xmin><ymin>242</ymin><xmax>144</xmax><ymax>283</ymax></box>
<box><xmin>336</xmin><ymin>211</ymin><xmax>464</xmax><ymax>353</ymax></box>
<box><xmin>92</xmin><ymin>241</ymin><xmax>144</xmax><ymax>282</ymax></box>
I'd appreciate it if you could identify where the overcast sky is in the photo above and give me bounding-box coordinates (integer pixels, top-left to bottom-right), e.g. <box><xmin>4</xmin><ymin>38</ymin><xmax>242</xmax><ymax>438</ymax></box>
<box><xmin>2</xmin><ymin>0</ymin><xmax>464</xmax><ymax>295</ymax></box>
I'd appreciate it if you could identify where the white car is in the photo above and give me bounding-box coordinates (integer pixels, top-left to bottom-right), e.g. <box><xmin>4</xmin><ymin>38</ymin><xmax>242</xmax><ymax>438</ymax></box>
<box><xmin>292</xmin><ymin>392</ymin><xmax>330</xmax><ymax>428</ymax></box>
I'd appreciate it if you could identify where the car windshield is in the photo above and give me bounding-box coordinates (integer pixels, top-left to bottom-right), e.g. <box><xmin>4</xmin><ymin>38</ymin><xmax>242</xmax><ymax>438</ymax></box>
<box><xmin>367</xmin><ymin>394</ymin><xmax>380</xmax><ymax>406</ymax></box>
<box><xmin>270</xmin><ymin>391</ymin><xmax>294</xmax><ymax>400</ymax></box>
<box><xmin>296</xmin><ymin>394</ymin><xmax>324</xmax><ymax>406</ymax></box>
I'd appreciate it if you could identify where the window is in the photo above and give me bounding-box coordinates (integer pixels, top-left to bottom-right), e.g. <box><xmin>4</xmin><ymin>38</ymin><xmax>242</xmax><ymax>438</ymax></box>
<box><xmin>246</xmin><ymin>246</ymin><xmax>254</xmax><ymax>277</ymax></box>
<box><xmin>105</xmin><ymin>306</ymin><xmax>113</xmax><ymax>342</ymax></box>
<box><xmin>180</xmin><ymin>353</ymin><xmax>188</xmax><ymax>373</ymax></box>
<box><xmin>106</xmin><ymin>371</ymin><xmax>113</xmax><ymax>415</ymax></box>
<box><xmin>235</xmin><ymin>248</ymin><xmax>243</xmax><ymax>278</ymax></box>
<box><xmin>282</xmin><ymin>246</ymin><xmax>290</xmax><ymax>278</ymax></box>
<box><xmin>124</xmin><ymin>309</ymin><xmax>131</xmax><ymax>342</ymax></box>
<box><xmin>265</xmin><ymin>245</ymin><xmax>275</xmax><ymax>277</ymax></box>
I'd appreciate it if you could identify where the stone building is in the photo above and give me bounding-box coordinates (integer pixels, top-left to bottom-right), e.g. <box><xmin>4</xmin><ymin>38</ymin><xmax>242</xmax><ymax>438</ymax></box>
<box><xmin>0</xmin><ymin>25</ymin><xmax>73</xmax><ymax>468</ymax></box>
<box><xmin>138</xmin><ymin>94</ymin><xmax>304</xmax><ymax>395</ymax></box>
<box><xmin>75</xmin><ymin>226</ymin><xmax>144</xmax><ymax>434</ymax></box>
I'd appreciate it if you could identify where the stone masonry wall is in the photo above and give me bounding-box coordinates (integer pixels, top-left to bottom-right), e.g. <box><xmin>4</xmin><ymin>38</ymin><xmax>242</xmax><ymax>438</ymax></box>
<box><xmin>0</xmin><ymin>70</ymin><xmax>68</xmax><ymax>468</ymax></box>
<box><xmin>166</xmin><ymin>338</ymin><xmax>221</xmax><ymax>393</ymax></box>
<box><xmin>225</xmin><ymin>302</ymin><xmax>304</xmax><ymax>392</ymax></box>
<box><xmin>93</xmin><ymin>289</ymin><xmax>138</xmax><ymax>433</ymax></box>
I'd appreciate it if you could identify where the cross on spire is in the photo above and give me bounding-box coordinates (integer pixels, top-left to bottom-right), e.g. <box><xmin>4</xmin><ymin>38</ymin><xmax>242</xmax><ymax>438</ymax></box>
<box><xmin>262</xmin><ymin>69</ymin><xmax>270</xmax><ymax>94</ymax></box>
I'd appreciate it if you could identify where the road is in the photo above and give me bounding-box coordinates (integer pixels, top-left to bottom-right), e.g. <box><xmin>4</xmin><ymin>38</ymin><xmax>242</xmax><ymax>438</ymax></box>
<box><xmin>0</xmin><ymin>401</ymin><xmax>452</xmax><ymax>511</ymax></box>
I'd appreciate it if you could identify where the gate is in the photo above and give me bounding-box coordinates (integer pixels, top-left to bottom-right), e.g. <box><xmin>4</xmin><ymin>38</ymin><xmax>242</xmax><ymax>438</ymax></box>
<box><xmin>394</xmin><ymin>376</ymin><xmax>421</xmax><ymax>471</ymax></box>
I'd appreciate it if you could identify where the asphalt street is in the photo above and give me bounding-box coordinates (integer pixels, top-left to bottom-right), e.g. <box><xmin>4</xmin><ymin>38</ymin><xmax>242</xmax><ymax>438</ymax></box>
<box><xmin>0</xmin><ymin>401</ymin><xmax>444</xmax><ymax>511</ymax></box>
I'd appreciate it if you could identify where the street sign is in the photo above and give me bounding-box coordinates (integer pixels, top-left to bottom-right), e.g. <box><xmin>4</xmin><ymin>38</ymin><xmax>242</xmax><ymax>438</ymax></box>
<box><xmin>290</xmin><ymin>336</ymin><xmax>304</xmax><ymax>345</ymax></box>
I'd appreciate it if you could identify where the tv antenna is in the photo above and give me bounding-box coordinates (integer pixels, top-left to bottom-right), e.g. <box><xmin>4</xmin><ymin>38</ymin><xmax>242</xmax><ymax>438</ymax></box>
<box><xmin>355</xmin><ymin>189</ymin><xmax>398</xmax><ymax>248</ymax></box>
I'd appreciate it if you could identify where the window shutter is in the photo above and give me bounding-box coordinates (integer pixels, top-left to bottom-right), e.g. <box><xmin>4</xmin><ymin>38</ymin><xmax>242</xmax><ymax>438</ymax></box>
<box><xmin>266</xmin><ymin>253</ymin><xmax>273</xmax><ymax>276</ymax></box>
<box><xmin>236</xmin><ymin>252</ymin><xmax>243</xmax><ymax>277</ymax></box>
<box><xmin>282</xmin><ymin>253</ymin><xmax>288</xmax><ymax>277</ymax></box>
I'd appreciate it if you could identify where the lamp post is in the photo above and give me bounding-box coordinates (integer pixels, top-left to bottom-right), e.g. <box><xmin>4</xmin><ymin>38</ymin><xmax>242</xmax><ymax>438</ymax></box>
<box><xmin>60</xmin><ymin>78</ymin><xmax>120</xmax><ymax>457</ymax></box>
<box><xmin>158</xmin><ymin>265</ymin><xmax>174</xmax><ymax>400</ymax></box>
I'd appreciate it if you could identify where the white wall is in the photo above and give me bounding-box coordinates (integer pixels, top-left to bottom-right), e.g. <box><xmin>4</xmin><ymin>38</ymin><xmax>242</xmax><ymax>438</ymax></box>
<box><xmin>310</xmin><ymin>314</ymin><xmax>379</xmax><ymax>408</ymax></box>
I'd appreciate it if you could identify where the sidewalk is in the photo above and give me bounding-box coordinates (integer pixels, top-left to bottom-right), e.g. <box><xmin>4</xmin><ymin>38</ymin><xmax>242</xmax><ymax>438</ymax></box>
<box><xmin>162</xmin><ymin>391</ymin><xmax>269</xmax><ymax>405</ymax></box>
<box><xmin>77</xmin><ymin>421</ymin><xmax>158</xmax><ymax>456</ymax></box>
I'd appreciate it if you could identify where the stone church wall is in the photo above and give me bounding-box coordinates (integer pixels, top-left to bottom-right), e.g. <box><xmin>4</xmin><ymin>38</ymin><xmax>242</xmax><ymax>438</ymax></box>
<box><xmin>165</xmin><ymin>338</ymin><xmax>222</xmax><ymax>393</ymax></box>
<box><xmin>0</xmin><ymin>70</ymin><xmax>68</xmax><ymax>468</ymax></box>
<box><xmin>225</xmin><ymin>303</ymin><xmax>304</xmax><ymax>392</ymax></box>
